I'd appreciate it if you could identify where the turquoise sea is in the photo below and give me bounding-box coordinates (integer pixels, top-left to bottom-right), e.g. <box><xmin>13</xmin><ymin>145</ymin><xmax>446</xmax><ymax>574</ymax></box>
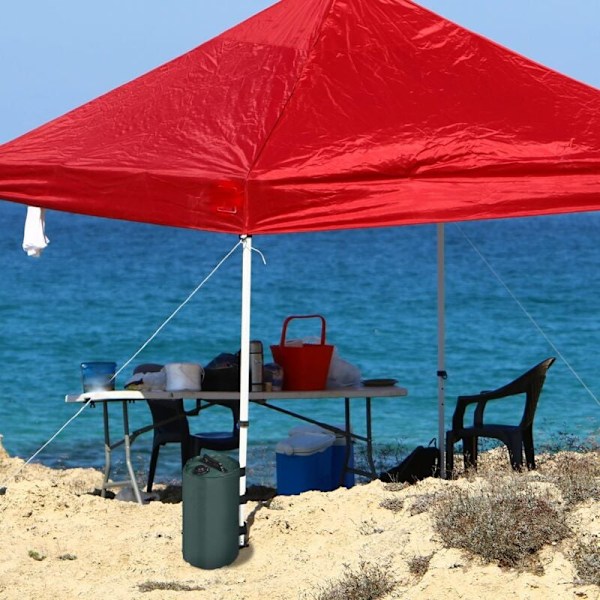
<box><xmin>0</xmin><ymin>201</ymin><xmax>598</xmax><ymax>486</ymax></box>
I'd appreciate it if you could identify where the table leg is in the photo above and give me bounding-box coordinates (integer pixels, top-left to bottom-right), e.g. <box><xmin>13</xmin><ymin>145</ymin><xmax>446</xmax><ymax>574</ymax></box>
<box><xmin>342</xmin><ymin>398</ymin><xmax>353</xmax><ymax>486</ymax></box>
<box><xmin>365</xmin><ymin>397</ymin><xmax>377</xmax><ymax>478</ymax></box>
<box><xmin>101</xmin><ymin>402</ymin><xmax>111</xmax><ymax>498</ymax></box>
<box><xmin>343</xmin><ymin>397</ymin><xmax>376</xmax><ymax>481</ymax></box>
<box><xmin>121</xmin><ymin>401</ymin><xmax>143</xmax><ymax>504</ymax></box>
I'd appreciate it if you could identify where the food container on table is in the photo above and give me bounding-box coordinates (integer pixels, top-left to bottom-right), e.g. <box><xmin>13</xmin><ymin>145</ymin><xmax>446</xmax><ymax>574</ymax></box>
<box><xmin>81</xmin><ymin>361</ymin><xmax>117</xmax><ymax>392</ymax></box>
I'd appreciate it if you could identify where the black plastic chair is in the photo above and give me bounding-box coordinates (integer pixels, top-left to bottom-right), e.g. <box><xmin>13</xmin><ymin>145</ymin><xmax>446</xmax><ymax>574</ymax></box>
<box><xmin>445</xmin><ymin>357</ymin><xmax>555</xmax><ymax>476</ymax></box>
<box><xmin>146</xmin><ymin>398</ymin><xmax>192</xmax><ymax>493</ymax></box>
<box><xmin>190</xmin><ymin>399</ymin><xmax>240</xmax><ymax>456</ymax></box>
<box><xmin>135</xmin><ymin>364</ymin><xmax>240</xmax><ymax>490</ymax></box>
<box><xmin>129</xmin><ymin>363</ymin><xmax>192</xmax><ymax>493</ymax></box>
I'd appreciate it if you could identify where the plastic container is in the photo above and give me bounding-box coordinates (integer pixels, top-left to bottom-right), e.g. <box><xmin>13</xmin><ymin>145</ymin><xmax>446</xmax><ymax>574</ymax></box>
<box><xmin>182</xmin><ymin>453</ymin><xmax>240</xmax><ymax>569</ymax></box>
<box><xmin>275</xmin><ymin>432</ymin><xmax>335</xmax><ymax>495</ymax></box>
<box><xmin>165</xmin><ymin>362</ymin><xmax>204</xmax><ymax>391</ymax></box>
<box><xmin>80</xmin><ymin>361</ymin><xmax>117</xmax><ymax>392</ymax></box>
<box><xmin>289</xmin><ymin>424</ymin><xmax>355</xmax><ymax>489</ymax></box>
<box><xmin>263</xmin><ymin>363</ymin><xmax>283</xmax><ymax>391</ymax></box>
<box><xmin>270</xmin><ymin>315</ymin><xmax>334</xmax><ymax>391</ymax></box>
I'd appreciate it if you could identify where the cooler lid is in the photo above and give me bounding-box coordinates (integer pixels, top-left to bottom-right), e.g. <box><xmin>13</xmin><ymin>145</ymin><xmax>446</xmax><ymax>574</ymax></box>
<box><xmin>288</xmin><ymin>424</ymin><xmax>348</xmax><ymax>440</ymax></box>
<box><xmin>276</xmin><ymin>432</ymin><xmax>335</xmax><ymax>456</ymax></box>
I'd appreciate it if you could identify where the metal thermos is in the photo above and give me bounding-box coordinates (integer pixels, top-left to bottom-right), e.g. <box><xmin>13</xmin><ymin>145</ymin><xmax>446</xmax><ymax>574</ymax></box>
<box><xmin>250</xmin><ymin>340</ymin><xmax>263</xmax><ymax>391</ymax></box>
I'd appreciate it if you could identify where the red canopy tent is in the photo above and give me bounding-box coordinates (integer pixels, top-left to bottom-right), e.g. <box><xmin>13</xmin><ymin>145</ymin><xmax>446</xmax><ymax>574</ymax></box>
<box><xmin>0</xmin><ymin>0</ymin><xmax>599</xmax><ymax>501</ymax></box>
<box><xmin>0</xmin><ymin>0</ymin><xmax>598</xmax><ymax>231</ymax></box>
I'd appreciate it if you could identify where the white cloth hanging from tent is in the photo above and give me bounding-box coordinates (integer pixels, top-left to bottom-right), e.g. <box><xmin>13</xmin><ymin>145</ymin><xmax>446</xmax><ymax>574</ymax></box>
<box><xmin>22</xmin><ymin>206</ymin><xmax>49</xmax><ymax>257</ymax></box>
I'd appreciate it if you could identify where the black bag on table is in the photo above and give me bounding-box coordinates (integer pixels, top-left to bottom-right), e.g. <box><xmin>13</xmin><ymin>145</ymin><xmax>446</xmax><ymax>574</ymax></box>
<box><xmin>202</xmin><ymin>353</ymin><xmax>240</xmax><ymax>391</ymax></box>
<box><xmin>379</xmin><ymin>440</ymin><xmax>440</xmax><ymax>484</ymax></box>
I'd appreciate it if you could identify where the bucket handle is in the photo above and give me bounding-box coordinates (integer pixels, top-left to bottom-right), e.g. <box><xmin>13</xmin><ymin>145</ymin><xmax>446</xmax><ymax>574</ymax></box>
<box><xmin>280</xmin><ymin>315</ymin><xmax>327</xmax><ymax>346</ymax></box>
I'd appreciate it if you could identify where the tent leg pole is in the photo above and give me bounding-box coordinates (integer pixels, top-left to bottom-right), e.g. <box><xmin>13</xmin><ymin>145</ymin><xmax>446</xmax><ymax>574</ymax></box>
<box><xmin>239</xmin><ymin>234</ymin><xmax>252</xmax><ymax>546</ymax></box>
<box><xmin>437</xmin><ymin>224</ymin><xmax>447</xmax><ymax>478</ymax></box>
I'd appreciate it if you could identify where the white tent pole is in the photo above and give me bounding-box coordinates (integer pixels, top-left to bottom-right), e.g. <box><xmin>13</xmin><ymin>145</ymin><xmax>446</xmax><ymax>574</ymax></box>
<box><xmin>238</xmin><ymin>234</ymin><xmax>252</xmax><ymax>545</ymax></box>
<box><xmin>437</xmin><ymin>223</ymin><xmax>447</xmax><ymax>478</ymax></box>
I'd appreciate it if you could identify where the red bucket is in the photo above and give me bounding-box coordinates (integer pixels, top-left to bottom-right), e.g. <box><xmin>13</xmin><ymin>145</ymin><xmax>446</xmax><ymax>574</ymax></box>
<box><xmin>270</xmin><ymin>315</ymin><xmax>334</xmax><ymax>391</ymax></box>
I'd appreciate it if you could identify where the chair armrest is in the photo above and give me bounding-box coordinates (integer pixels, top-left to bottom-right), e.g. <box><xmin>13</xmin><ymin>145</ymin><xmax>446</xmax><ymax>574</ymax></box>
<box><xmin>453</xmin><ymin>387</ymin><xmax>514</xmax><ymax>430</ymax></box>
<box><xmin>452</xmin><ymin>358</ymin><xmax>554</xmax><ymax>431</ymax></box>
<box><xmin>451</xmin><ymin>394</ymin><xmax>482</xmax><ymax>430</ymax></box>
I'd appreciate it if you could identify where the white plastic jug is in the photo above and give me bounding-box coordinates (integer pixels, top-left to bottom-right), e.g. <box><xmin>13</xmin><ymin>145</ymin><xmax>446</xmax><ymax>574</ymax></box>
<box><xmin>165</xmin><ymin>362</ymin><xmax>204</xmax><ymax>391</ymax></box>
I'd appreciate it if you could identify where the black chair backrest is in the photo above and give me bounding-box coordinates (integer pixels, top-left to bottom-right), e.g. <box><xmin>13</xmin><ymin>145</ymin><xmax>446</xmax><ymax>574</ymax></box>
<box><xmin>209</xmin><ymin>399</ymin><xmax>240</xmax><ymax>435</ymax></box>
<box><xmin>147</xmin><ymin>399</ymin><xmax>190</xmax><ymax>438</ymax></box>
<box><xmin>520</xmin><ymin>357</ymin><xmax>555</xmax><ymax>427</ymax></box>
<box><xmin>491</xmin><ymin>357</ymin><xmax>555</xmax><ymax>427</ymax></box>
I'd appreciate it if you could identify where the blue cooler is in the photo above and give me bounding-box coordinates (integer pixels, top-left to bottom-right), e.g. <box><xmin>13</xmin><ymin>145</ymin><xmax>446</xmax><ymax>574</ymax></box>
<box><xmin>331</xmin><ymin>430</ymin><xmax>355</xmax><ymax>489</ymax></box>
<box><xmin>276</xmin><ymin>432</ymin><xmax>334</xmax><ymax>495</ymax></box>
<box><xmin>288</xmin><ymin>425</ymin><xmax>355</xmax><ymax>490</ymax></box>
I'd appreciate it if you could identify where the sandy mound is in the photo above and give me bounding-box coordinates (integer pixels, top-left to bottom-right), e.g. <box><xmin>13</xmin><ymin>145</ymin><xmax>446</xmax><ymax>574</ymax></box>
<box><xmin>0</xmin><ymin>438</ymin><xmax>598</xmax><ymax>600</ymax></box>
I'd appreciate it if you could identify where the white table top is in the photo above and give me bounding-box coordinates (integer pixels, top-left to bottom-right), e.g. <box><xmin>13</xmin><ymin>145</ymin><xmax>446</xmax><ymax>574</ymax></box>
<box><xmin>65</xmin><ymin>385</ymin><xmax>407</xmax><ymax>403</ymax></box>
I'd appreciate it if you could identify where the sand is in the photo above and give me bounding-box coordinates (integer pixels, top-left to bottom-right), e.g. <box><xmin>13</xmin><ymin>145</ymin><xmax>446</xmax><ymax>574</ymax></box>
<box><xmin>0</xmin><ymin>438</ymin><xmax>598</xmax><ymax>600</ymax></box>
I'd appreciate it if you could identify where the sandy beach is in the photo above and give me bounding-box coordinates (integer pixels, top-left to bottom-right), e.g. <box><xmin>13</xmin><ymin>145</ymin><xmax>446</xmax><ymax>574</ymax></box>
<box><xmin>0</xmin><ymin>437</ymin><xmax>598</xmax><ymax>600</ymax></box>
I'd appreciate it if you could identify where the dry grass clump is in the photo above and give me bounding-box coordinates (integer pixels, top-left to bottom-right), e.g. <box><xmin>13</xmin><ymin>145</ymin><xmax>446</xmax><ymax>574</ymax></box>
<box><xmin>431</xmin><ymin>449</ymin><xmax>599</xmax><ymax>578</ymax></box>
<box><xmin>27</xmin><ymin>550</ymin><xmax>46</xmax><ymax>562</ymax></box>
<box><xmin>571</xmin><ymin>540</ymin><xmax>600</xmax><ymax>587</ymax></box>
<box><xmin>138</xmin><ymin>581</ymin><xmax>205</xmax><ymax>592</ymax></box>
<box><xmin>407</xmin><ymin>554</ymin><xmax>432</xmax><ymax>578</ymax></box>
<box><xmin>310</xmin><ymin>561</ymin><xmax>395</xmax><ymax>600</ymax></box>
<box><xmin>383</xmin><ymin>481</ymin><xmax>407</xmax><ymax>492</ymax></box>
<box><xmin>408</xmin><ymin>492</ymin><xmax>438</xmax><ymax>516</ymax></box>
<box><xmin>538</xmin><ymin>451</ymin><xmax>600</xmax><ymax>506</ymax></box>
<box><xmin>357</xmin><ymin>518</ymin><xmax>385</xmax><ymax>536</ymax></box>
<box><xmin>379</xmin><ymin>496</ymin><xmax>404</xmax><ymax>512</ymax></box>
<box><xmin>57</xmin><ymin>553</ymin><xmax>77</xmax><ymax>561</ymax></box>
<box><xmin>433</xmin><ymin>475</ymin><xmax>570</xmax><ymax>572</ymax></box>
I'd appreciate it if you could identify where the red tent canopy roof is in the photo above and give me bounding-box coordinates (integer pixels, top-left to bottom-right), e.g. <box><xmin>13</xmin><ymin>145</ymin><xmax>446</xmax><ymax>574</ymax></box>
<box><xmin>0</xmin><ymin>0</ymin><xmax>599</xmax><ymax>233</ymax></box>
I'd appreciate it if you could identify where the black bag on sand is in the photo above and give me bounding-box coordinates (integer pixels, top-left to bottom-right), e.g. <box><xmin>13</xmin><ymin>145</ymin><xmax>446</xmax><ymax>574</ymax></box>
<box><xmin>379</xmin><ymin>440</ymin><xmax>440</xmax><ymax>484</ymax></box>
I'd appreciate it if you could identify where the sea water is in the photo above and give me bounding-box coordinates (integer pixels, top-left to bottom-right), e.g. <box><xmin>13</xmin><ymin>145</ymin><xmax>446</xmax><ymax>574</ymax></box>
<box><xmin>0</xmin><ymin>201</ymin><xmax>598</xmax><ymax>486</ymax></box>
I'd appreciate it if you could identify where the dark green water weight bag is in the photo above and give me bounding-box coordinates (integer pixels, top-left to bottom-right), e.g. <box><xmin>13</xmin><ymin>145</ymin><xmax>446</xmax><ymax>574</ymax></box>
<box><xmin>182</xmin><ymin>452</ymin><xmax>240</xmax><ymax>569</ymax></box>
